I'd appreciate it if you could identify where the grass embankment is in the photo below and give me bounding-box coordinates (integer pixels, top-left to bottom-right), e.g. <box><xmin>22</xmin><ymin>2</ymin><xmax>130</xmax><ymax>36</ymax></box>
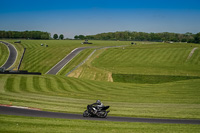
<box><xmin>67</xmin><ymin>48</ymin><xmax>114</xmax><ymax>81</ymax></box>
<box><xmin>1</xmin><ymin>115</ymin><xmax>199</xmax><ymax>133</ymax></box>
<box><xmin>0</xmin><ymin>42</ymin><xmax>9</xmax><ymax>67</ymax></box>
<box><xmin>69</xmin><ymin>43</ymin><xmax>200</xmax><ymax>81</ymax></box>
<box><xmin>92</xmin><ymin>43</ymin><xmax>200</xmax><ymax>76</ymax></box>
<box><xmin>0</xmin><ymin>74</ymin><xmax>200</xmax><ymax>119</ymax></box>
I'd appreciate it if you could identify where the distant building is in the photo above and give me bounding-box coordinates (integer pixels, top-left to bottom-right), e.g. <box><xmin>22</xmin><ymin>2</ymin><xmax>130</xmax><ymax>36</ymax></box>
<box><xmin>14</xmin><ymin>40</ymin><xmax>21</xmax><ymax>43</ymax></box>
<box><xmin>82</xmin><ymin>40</ymin><xmax>92</xmax><ymax>44</ymax></box>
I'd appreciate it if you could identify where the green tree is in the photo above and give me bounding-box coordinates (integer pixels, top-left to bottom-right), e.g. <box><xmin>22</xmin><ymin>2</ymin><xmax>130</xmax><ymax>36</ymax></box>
<box><xmin>59</xmin><ymin>34</ymin><xmax>64</xmax><ymax>40</ymax></box>
<box><xmin>0</xmin><ymin>30</ymin><xmax>50</xmax><ymax>39</ymax></box>
<box><xmin>41</xmin><ymin>33</ymin><xmax>50</xmax><ymax>39</ymax></box>
<box><xmin>74</xmin><ymin>35</ymin><xmax>85</xmax><ymax>40</ymax></box>
<box><xmin>194</xmin><ymin>32</ymin><xmax>200</xmax><ymax>43</ymax></box>
<box><xmin>74</xmin><ymin>35</ymin><xmax>79</xmax><ymax>40</ymax></box>
<box><xmin>78</xmin><ymin>35</ymin><xmax>85</xmax><ymax>40</ymax></box>
<box><xmin>53</xmin><ymin>34</ymin><xmax>58</xmax><ymax>39</ymax></box>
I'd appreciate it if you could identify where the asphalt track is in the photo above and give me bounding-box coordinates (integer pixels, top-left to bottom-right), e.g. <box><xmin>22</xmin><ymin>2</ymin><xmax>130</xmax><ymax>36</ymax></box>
<box><xmin>0</xmin><ymin>41</ymin><xmax>17</xmax><ymax>69</ymax></box>
<box><xmin>46</xmin><ymin>47</ymin><xmax>92</xmax><ymax>75</ymax></box>
<box><xmin>0</xmin><ymin>106</ymin><xmax>200</xmax><ymax>124</ymax></box>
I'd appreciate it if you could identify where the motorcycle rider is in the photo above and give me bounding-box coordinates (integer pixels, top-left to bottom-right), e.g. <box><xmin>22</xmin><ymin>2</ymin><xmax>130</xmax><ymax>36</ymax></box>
<box><xmin>90</xmin><ymin>100</ymin><xmax>104</xmax><ymax>114</ymax></box>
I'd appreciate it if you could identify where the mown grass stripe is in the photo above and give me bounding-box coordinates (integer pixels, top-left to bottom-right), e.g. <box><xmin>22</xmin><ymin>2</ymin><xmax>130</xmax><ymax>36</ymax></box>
<box><xmin>13</xmin><ymin>76</ymin><xmax>21</xmax><ymax>93</ymax></box>
<box><xmin>69</xmin><ymin>77</ymin><xmax>116</xmax><ymax>92</ymax></box>
<box><xmin>32</xmin><ymin>76</ymin><xmax>42</xmax><ymax>92</ymax></box>
<box><xmin>25</xmin><ymin>75</ymin><xmax>35</xmax><ymax>93</ymax></box>
<box><xmin>141</xmin><ymin>49</ymin><xmax>154</xmax><ymax>63</ymax></box>
<box><xmin>46</xmin><ymin>76</ymin><xmax>64</xmax><ymax>93</ymax></box>
<box><xmin>152</xmin><ymin>48</ymin><xmax>165</xmax><ymax>63</ymax></box>
<box><xmin>45</xmin><ymin>77</ymin><xmax>54</xmax><ymax>92</ymax></box>
<box><xmin>5</xmin><ymin>77</ymin><xmax>14</xmax><ymax>92</ymax></box>
<box><xmin>68</xmin><ymin>78</ymin><xmax>95</xmax><ymax>92</ymax></box>
<box><xmin>59</xmin><ymin>78</ymin><xmax>75</xmax><ymax>92</ymax></box>
<box><xmin>19</xmin><ymin>76</ymin><xmax>27</xmax><ymax>92</ymax></box>
<box><xmin>54</xmin><ymin>77</ymin><xmax>69</xmax><ymax>92</ymax></box>
<box><xmin>167</xmin><ymin>48</ymin><xmax>178</xmax><ymax>64</ymax></box>
<box><xmin>62</xmin><ymin>78</ymin><xmax>85</xmax><ymax>92</ymax></box>
<box><xmin>171</xmin><ymin>48</ymin><xmax>183</xmax><ymax>64</ymax></box>
<box><xmin>136</xmin><ymin>49</ymin><xmax>149</xmax><ymax>63</ymax></box>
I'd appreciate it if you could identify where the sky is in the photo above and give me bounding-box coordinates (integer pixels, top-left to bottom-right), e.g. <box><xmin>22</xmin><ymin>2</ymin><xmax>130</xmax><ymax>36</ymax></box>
<box><xmin>0</xmin><ymin>0</ymin><xmax>200</xmax><ymax>38</ymax></box>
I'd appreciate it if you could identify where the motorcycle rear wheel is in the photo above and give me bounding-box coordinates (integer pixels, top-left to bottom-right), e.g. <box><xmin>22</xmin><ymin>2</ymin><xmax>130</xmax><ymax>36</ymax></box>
<box><xmin>97</xmin><ymin>111</ymin><xmax>107</xmax><ymax>118</ymax></box>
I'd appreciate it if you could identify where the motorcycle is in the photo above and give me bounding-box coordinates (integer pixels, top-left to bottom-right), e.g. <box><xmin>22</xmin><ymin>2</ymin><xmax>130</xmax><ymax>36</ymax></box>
<box><xmin>83</xmin><ymin>105</ymin><xmax>110</xmax><ymax>118</ymax></box>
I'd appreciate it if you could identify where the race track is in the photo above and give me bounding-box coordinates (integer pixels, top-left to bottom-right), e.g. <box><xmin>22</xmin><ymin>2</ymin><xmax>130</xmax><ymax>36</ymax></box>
<box><xmin>46</xmin><ymin>45</ymin><xmax>127</xmax><ymax>75</ymax></box>
<box><xmin>0</xmin><ymin>43</ymin><xmax>199</xmax><ymax>125</ymax></box>
<box><xmin>0</xmin><ymin>106</ymin><xmax>199</xmax><ymax>124</ymax></box>
<box><xmin>0</xmin><ymin>41</ymin><xmax>17</xmax><ymax>69</ymax></box>
<box><xmin>46</xmin><ymin>47</ymin><xmax>91</xmax><ymax>75</ymax></box>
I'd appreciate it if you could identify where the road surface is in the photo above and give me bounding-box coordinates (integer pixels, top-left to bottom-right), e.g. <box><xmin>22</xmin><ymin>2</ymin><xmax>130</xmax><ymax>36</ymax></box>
<box><xmin>0</xmin><ymin>106</ymin><xmax>199</xmax><ymax>124</ymax></box>
<box><xmin>46</xmin><ymin>47</ymin><xmax>91</xmax><ymax>75</ymax></box>
<box><xmin>0</xmin><ymin>41</ymin><xmax>17</xmax><ymax>69</ymax></box>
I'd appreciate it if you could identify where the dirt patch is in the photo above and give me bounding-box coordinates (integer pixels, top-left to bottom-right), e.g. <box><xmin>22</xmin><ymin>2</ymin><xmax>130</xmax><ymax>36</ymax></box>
<box><xmin>68</xmin><ymin>67</ymin><xmax>83</xmax><ymax>78</ymax></box>
<box><xmin>108</xmin><ymin>72</ymin><xmax>113</xmax><ymax>82</ymax></box>
<box><xmin>186</xmin><ymin>47</ymin><xmax>198</xmax><ymax>61</ymax></box>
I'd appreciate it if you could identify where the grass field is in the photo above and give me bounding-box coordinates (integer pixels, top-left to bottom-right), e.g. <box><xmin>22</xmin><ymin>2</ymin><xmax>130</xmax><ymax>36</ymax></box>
<box><xmin>68</xmin><ymin>43</ymin><xmax>200</xmax><ymax>82</ymax></box>
<box><xmin>3</xmin><ymin>40</ymin><xmax>131</xmax><ymax>74</ymax></box>
<box><xmin>0</xmin><ymin>74</ymin><xmax>200</xmax><ymax>119</ymax></box>
<box><xmin>0</xmin><ymin>42</ymin><xmax>9</xmax><ymax>67</ymax></box>
<box><xmin>1</xmin><ymin>115</ymin><xmax>200</xmax><ymax>133</ymax></box>
<box><xmin>92</xmin><ymin>43</ymin><xmax>200</xmax><ymax>76</ymax></box>
<box><xmin>0</xmin><ymin>40</ymin><xmax>199</xmax><ymax>132</ymax></box>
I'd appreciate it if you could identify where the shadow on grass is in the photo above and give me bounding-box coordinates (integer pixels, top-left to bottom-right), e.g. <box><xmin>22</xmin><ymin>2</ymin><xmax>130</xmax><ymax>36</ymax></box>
<box><xmin>112</xmin><ymin>74</ymin><xmax>200</xmax><ymax>84</ymax></box>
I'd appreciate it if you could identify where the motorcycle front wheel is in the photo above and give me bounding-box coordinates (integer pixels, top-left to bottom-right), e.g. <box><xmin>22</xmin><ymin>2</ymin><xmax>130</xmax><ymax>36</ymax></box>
<box><xmin>83</xmin><ymin>110</ymin><xmax>90</xmax><ymax>117</ymax></box>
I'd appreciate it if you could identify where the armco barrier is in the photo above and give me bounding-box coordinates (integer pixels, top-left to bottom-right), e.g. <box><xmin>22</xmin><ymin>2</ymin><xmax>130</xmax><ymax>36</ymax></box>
<box><xmin>0</xmin><ymin>70</ymin><xmax>41</xmax><ymax>75</ymax></box>
<box><xmin>17</xmin><ymin>48</ymin><xmax>26</xmax><ymax>70</ymax></box>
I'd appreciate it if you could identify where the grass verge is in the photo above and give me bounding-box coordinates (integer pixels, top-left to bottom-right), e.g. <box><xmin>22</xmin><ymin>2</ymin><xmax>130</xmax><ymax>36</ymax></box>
<box><xmin>0</xmin><ymin>42</ymin><xmax>9</xmax><ymax>67</ymax></box>
<box><xmin>0</xmin><ymin>115</ymin><xmax>200</xmax><ymax>133</ymax></box>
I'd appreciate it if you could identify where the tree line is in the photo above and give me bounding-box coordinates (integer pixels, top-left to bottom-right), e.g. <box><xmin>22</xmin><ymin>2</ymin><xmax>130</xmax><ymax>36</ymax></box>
<box><xmin>75</xmin><ymin>31</ymin><xmax>200</xmax><ymax>43</ymax></box>
<box><xmin>0</xmin><ymin>31</ymin><xmax>51</xmax><ymax>39</ymax></box>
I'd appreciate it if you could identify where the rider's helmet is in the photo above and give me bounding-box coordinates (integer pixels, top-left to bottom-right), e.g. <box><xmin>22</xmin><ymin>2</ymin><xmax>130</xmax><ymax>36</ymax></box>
<box><xmin>96</xmin><ymin>100</ymin><xmax>101</xmax><ymax>104</ymax></box>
